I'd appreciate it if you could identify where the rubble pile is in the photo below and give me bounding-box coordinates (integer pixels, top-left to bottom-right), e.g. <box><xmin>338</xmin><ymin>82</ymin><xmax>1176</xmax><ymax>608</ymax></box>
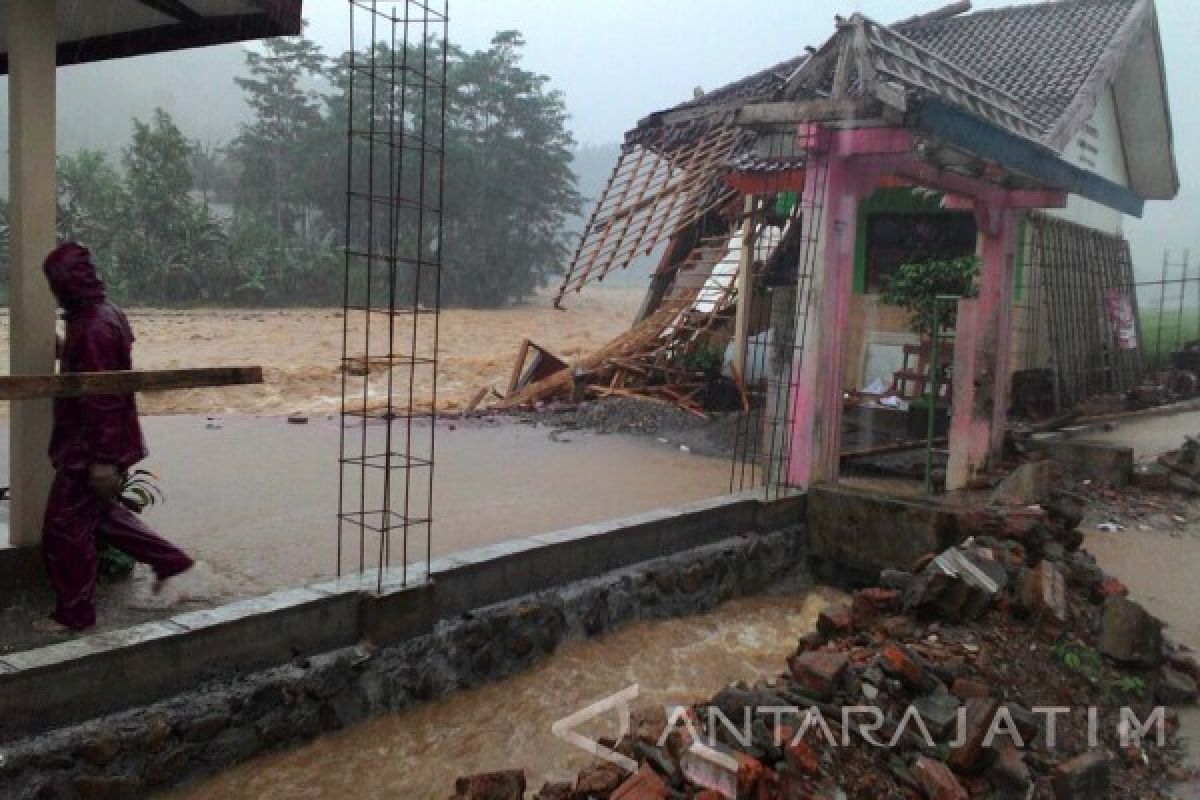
<box><xmin>451</xmin><ymin>499</ymin><xmax>1197</xmax><ymax>799</ymax></box>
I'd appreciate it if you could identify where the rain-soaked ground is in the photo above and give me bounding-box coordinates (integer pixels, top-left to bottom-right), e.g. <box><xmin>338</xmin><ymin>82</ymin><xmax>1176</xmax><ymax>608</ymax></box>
<box><xmin>1078</xmin><ymin>409</ymin><xmax>1200</xmax><ymax>799</ymax></box>
<box><xmin>0</xmin><ymin>414</ymin><xmax>731</xmax><ymax>652</ymax></box>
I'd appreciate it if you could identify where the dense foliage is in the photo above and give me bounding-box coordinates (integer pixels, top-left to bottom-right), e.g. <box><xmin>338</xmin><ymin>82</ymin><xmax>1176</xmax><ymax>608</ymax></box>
<box><xmin>1</xmin><ymin>31</ymin><xmax>580</xmax><ymax>308</ymax></box>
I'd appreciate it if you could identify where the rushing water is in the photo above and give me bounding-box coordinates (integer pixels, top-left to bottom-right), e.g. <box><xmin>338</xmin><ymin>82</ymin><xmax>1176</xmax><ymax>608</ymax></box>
<box><xmin>162</xmin><ymin>589</ymin><xmax>840</xmax><ymax>799</ymax></box>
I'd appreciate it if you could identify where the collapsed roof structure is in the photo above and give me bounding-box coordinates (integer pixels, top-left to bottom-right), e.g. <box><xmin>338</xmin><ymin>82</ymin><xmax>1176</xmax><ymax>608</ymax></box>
<box><xmin>508</xmin><ymin>0</ymin><xmax>1177</xmax><ymax>494</ymax></box>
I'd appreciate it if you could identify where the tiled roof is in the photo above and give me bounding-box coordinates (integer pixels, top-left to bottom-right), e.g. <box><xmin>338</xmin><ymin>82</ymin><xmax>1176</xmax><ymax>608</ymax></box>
<box><xmin>644</xmin><ymin>0</ymin><xmax>1144</xmax><ymax>140</ymax></box>
<box><xmin>897</xmin><ymin>0</ymin><xmax>1140</xmax><ymax>132</ymax></box>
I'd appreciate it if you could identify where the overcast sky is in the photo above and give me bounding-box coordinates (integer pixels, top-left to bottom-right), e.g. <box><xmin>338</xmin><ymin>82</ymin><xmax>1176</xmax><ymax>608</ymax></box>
<box><xmin>296</xmin><ymin>0</ymin><xmax>1200</xmax><ymax>146</ymax></box>
<box><xmin>4</xmin><ymin>1</ymin><xmax>1197</xmax><ymax>276</ymax></box>
<box><xmin>292</xmin><ymin>0</ymin><xmax>1200</xmax><ymax>269</ymax></box>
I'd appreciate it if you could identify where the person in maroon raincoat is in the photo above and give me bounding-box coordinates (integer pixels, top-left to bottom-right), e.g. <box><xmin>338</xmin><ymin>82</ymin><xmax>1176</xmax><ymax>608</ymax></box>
<box><xmin>39</xmin><ymin>243</ymin><xmax>193</xmax><ymax>632</ymax></box>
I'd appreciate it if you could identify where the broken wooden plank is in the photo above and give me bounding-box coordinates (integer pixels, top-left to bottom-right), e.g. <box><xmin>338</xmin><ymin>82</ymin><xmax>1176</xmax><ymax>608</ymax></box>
<box><xmin>0</xmin><ymin>366</ymin><xmax>263</xmax><ymax>400</ymax></box>
<box><xmin>463</xmin><ymin>386</ymin><xmax>489</xmax><ymax>414</ymax></box>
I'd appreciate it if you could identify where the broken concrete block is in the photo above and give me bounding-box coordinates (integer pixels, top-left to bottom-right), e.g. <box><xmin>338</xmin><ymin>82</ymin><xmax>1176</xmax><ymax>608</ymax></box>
<box><xmin>988</xmin><ymin>739</ymin><xmax>1032</xmax><ymax>796</ymax></box>
<box><xmin>947</xmin><ymin>698</ymin><xmax>1000</xmax><ymax>773</ymax></box>
<box><xmin>880</xmin><ymin>642</ymin><xmax>938</xmax><ymax>693</ymax></box>
<box><xmin>453</xmin><ymin>770</ymin><xmax>526</xmax><ymax>800</ymax></box>
<box><xmin>990</xmin><ymin>461</ymin><xmax>1055</xmax><ymax>506</ymax></box>
<box><xmin>950</xmin><ymin>678</ymin><xmax>991</xmax><ymax>700</ymax></box>
<box><xmin>784</xmin><ymin>739</ymin><xmax>820</xmax><ymax>776</ymax></box>
<box><xmin>852</xmin><ymin>588</ymin><xmax>899</xmax><ymax>630</ymax></box>
<box><xmin>734</xmin><ymin>751</ymin><xmax>764</xmax><ymax>798</ymax></box>
<box><xmin>789</xmin><ymin>651</ymin><xmax>850</xmax><ymax>700</ymax></box>
<box><xmin>912</xmin><ymin>755</ymin><xmax>967</xmax><ymax>800</ymax></box>
<box><xmin>1052</xmin><ymin>750</ymin><xmax>1110</xmax><ymax>799</ymax></box>
<box><xmin>610</xmin><ymin>765</ymin><xmax>668</xmax><ymax>800</ymax></box>
<box><xmin>1131</xmin><ymin>463</ymin><xmax>1172</xmax><ymax>491</ymax></box>
<box><xmin>1091</xmin><ymin>577</ymin><xmax>1128</xmax><ymax>603</ymax></box>
<box><xmin>1098</xmin><ymin>596</ymin><xmax>1164</xmax><ymax>668</ymax></box>
<box><xmin>574</xmin><ymin>763</ymin><xmax>626</xmax><ymax>798</ymax></box>
<box><xmin>1156</xmin><ymin>667</ymin><xmax>1199</xmax><ymax>706</ymax></box>
<box><xmin>534</xmin><ymin>781</ymin><xmax>573</xmax><ymax>800</ymax></box>
<box><xmin>1016</xmin><ymin>561</ymin><xmax>1067</xmax><ymax>628</ymax></box>
<box><xmin>880</xmin><ymin>569</ymin><xmax>914</xmax><ymax>591</ymax></box>
<box><xmin>913</xmin><ymin>685</ymin><xmax>961</xmax><ymax>738</ymax></box>
<box><xmin>817</xmin><ymin>605</ymin><xmax>852</xmax><ymax>639</ymax></box>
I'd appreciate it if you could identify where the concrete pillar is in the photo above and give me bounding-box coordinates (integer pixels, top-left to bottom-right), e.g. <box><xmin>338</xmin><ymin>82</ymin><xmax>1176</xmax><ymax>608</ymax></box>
<box><xmin>7</xmin><ymin>0</ymin><xmax>58</xmax><ymax>546</ymax></box>
<box><xmin>946</xmin><ymin>208</ymin><xmax>1017</xmax><ymax>490</ymax></box>
<box><xmin>784</xmin><ymin>143</ymin><xmax>861</xmax><ymax>488</ymax></box>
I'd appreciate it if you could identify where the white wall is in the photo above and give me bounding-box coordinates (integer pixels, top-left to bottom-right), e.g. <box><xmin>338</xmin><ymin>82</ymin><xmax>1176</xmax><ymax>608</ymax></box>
<box><xmin>1048</xmin><ymin>87</ymin><xmax>1131</xmax><ymax>234</ymax></box>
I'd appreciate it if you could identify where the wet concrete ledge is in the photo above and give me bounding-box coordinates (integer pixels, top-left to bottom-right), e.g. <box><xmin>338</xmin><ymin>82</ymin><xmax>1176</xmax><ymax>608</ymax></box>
<box><xmin>0</xmin><ymin>490</ymin><xmax>804</xmax><ymax>745</ymax></box>
<box><xmin>0</xmin><ymin>524</ymin><xmax>808</xmax><ymax>797</ymax></box>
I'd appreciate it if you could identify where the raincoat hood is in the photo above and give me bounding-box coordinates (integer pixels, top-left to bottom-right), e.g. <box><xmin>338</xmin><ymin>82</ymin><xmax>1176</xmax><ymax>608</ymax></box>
<box><xmin>44</xmin><ymin>243</ymin><xmax>106</xmax><ymax>312</ymax></box>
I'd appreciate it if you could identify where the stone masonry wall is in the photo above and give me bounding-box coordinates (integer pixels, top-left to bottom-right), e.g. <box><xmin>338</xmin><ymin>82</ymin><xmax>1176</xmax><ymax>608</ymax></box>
<box><xmin>1</xmin><ymin>528</ymin><xmax>807</xmax><ymax>799</ymax></box>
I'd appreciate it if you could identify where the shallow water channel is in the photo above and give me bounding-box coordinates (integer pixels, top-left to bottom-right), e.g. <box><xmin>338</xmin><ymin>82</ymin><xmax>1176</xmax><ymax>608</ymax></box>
<box><xmin>162</xmin><ymin>589</ymin><xmax>838</xmax><ymax>799</ymax></box>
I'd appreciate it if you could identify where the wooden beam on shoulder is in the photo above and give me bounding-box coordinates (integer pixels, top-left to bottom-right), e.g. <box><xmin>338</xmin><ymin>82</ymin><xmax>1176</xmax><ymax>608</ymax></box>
<box><xmin>0</xmin><ymin>367</ymin><xmax>264</xmax><ymax>401</ymax></box>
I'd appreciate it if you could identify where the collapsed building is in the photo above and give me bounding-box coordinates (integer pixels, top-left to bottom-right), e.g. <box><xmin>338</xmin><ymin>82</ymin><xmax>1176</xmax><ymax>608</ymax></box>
<box><xmin>506</xmin><ymin>0</ymin><xmax>1178</xmax><ymax>494</ymax></box>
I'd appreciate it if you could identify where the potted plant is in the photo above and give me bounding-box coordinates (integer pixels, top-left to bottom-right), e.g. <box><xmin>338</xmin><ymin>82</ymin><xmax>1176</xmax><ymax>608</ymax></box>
<box><xmin>882</xmin><ymin>256</ymin><xmax>979</xmax><ymax>437</ymax></box>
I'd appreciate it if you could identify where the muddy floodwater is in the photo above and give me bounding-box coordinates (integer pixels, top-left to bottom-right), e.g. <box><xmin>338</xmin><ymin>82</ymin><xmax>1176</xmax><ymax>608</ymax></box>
<box><xmin>162</xmin><ymin>589</ymin><xmax>837</xmax><ymax>799</ymax></box>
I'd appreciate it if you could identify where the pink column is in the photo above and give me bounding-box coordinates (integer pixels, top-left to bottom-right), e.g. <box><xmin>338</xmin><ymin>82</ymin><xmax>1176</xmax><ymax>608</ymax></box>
<box><xmin>946</xmin><ymin>207</ymin><xmax>1018</xmax><ymax>489</ymax></box>
<box><xmin>784</xmin><ymin>139</ymin><xmax>862</xmax><ymax>488</ymax></box>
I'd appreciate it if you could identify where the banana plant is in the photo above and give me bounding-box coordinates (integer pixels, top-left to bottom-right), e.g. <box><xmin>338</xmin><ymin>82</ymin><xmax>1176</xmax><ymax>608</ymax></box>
<box><xmin>100</xmin><ymin>470</ymin><xmax>166</xmax><ymax>580</ymax></box>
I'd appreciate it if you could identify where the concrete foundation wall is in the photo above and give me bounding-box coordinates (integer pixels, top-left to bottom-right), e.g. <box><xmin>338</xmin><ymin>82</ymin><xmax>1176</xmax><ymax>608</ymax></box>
<box><xmin>0</xmin><ymin>525</ymin><xmax>809</xmax><ymax>798</ymax></box>
<box><xmin>806</xmin><ymin>484</ymin><xmax>965</xmax><ymax>583</ymax></box>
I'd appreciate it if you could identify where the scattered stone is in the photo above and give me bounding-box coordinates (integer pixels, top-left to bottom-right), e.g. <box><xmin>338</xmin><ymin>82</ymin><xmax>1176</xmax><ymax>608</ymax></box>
<box><xmin>817</xmin><ymin>605</ymin><xmax>853</xmax><ymax>639</ymax></box>
<box><xmin>75</xmin><ymin>732</ymin><xmax>122</xmax><ymax>766</ymax></box>
<box><xmin>610</xmin><ymin>764</ymin><xmax>667</xmax><ymax>800</ymax></box>
<box><xmin>1098</xmin><ymin>596</ymin><xmax>1165</xmax><ymax>668</ymax></box>
<box><xmin>1052</xmin><ymin>750</ymin><xmax>1110</xmax><ymax>799</ymax></box>
<box><xmin>947</xmin><ymin>698</ymin><xmax>1001</xmax><ymax>773</ymax></box>
<box><xmin>991</xmin><ymin>461</ymin><xmax>1054</xmax><ymax>505</ymax></box>
<box><xmin>880</xmin><ymin>569</ymin><xmax>914</xmax><ymax>591</ymax></box>
<box><xmin>950</xmin><ymin>678</ymin><xmax>990</xmax><ymax>700</ymax></box>
<box><xmin>1016</xmin><ymin>561</ymin><xmax>1067</xmax><ymax>628</ymax></box>
<box><xmin>880</xmin><ymin>642</ymin><xmax>938</xmax><ymax>693</ymax></box>
<box><xmin>913</xmin><ymin>686</ymin><xmax>961</xmax><ymax>738</ymax></box>
<box><xmin>180</xmin><ymin>711</ymin><xmax>230</xmax><ymax>743</ymax></box>
<box><xmin>988</xmin><ymin>739</ymin><xmax>1032</xmax><ymax>794</ymax></box>
<box><xmin>71</xmin><ymin>776</ymin><xmax>141</xmax><ymax>800</ymax></box>
<box><xmin>734</xmin><ymin>751</ymin><xmax>764</xmax><ymax>797</ymax></box>
<box><xmin>789</xmin><ymin>651</ymin><xmax>850</xmax><ymax>700</ymax></box>
<box><xmin>575</xmin><ymin>762</ymin><xmax>627</xmax><ymax>798</ymax></box>
<box><xmin>1132</xmin><ymin>463</ymin><xmax>1172</xmax><ymax>491</ymax></box>
<box><xmin>1091</xmin><ymin>577</ymin><xmax>1128</xmax><ymax>603</ymax></box>
<box><xmin>912</xmin><ymin>755</ymin><xmax>967</xmax><ymax>800</ymax></box>
<box><xmin>1156</xmin><ymin>667</ymin><xmax>1199</xmax><ymax>706</ymax></box>
<box><xmin>784</xmin><ymin>739</ymin><xmax>820</xmax><ymax>776</ymax></box>
<box><xmin>852</xmin><ymin>588</ymin><xmax>899</xmax><ymax>630</ymax></box>
<box><xmin>452</xmin><ymin>769</ymin><xmax>526</xmax><ymax>800</ymax></box>
<box><xmin>1167</xmin><ymin>651</ymin><xmax>1200</xmax><ymax>684</ymax></box>
<box><xmin>535</xmin><ymin>782</ymin><xmax>573</xmax><ymax>800</ymax></box>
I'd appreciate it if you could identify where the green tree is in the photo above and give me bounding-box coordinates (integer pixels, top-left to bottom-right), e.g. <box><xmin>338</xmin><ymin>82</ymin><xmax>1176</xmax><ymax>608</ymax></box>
<box><xmin>117</xmin><ymin>108</ymin><xmax>227</xmax><ymax>303</ymax></box>
<box><xmin>442</xmin><ymin>32</ymin><xmax>581</xmax><ymax>307</ymax></box>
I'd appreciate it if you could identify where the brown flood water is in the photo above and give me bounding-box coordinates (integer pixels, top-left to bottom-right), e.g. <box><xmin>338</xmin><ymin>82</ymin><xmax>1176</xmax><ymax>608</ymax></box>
<box><xmin>162</xmin><ymin>590</ymin><xmax>839</xmax><ymax>800</ymax></box>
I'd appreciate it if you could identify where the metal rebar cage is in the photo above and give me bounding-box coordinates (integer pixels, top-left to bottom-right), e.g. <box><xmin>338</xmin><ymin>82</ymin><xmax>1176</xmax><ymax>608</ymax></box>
<box><xmin>338</xmin><ymin>0</ymin><xmax>448</xmax><ymax>590</ymax></box>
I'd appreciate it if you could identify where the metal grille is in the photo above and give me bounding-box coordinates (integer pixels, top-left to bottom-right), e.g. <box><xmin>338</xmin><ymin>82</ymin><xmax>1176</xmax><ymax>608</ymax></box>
<box><xmin>338</xmin><ymin>0</ymin><xmax>448</xmax><ymax>589</ymax></box>
<box><xmin>731</xmin><ymin>130</ymin><xmax>829</xmax><ymax>498</ymax></box>
<box><xmin>1025</xmin><ymin>212</ymin><xmax>1141</xmax><ymax>410</ymax></box>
